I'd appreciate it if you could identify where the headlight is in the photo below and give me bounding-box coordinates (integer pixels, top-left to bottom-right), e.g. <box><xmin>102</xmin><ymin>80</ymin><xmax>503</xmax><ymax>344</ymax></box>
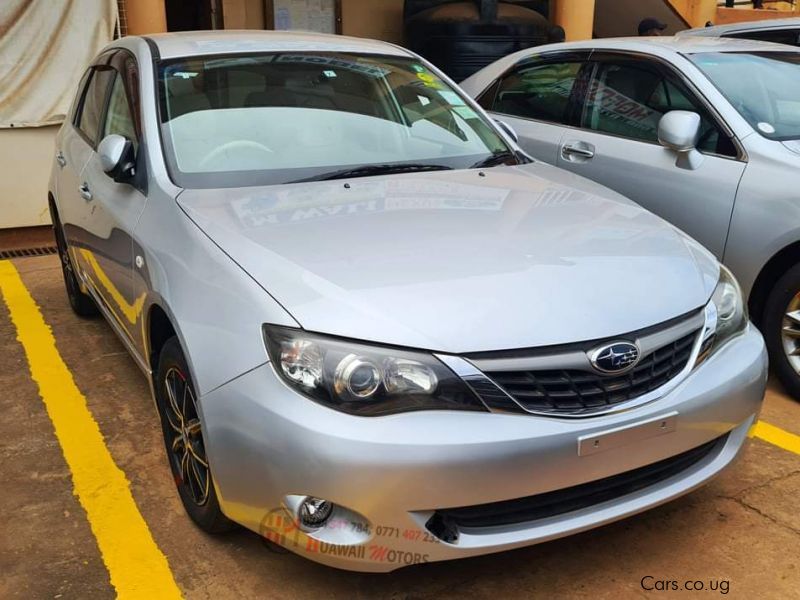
<box><xmin>263</xmin><ymin>325</ymin><xmax>486</xmax><ymax>416</ymax></box>
<box><xmin>697</xmin><ymin>265</ymin><xmax>747</xmax><ymax>364</ymax></box>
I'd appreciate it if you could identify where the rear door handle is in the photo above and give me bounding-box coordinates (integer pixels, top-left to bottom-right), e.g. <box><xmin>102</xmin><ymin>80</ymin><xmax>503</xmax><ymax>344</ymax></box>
<box><xmin>56</xmin><ymin>151</ymin><xmax>66</xmax><ymax>168</ymax></box>
<box><xmin>561</xmin><ymin>142</ymin><xmax>595</xmax><ymax>161</ymax></box>
<box><xmin>79</xmin><ymin>182</ymin><xmax>93</xmax><ymax>201</ymax></box>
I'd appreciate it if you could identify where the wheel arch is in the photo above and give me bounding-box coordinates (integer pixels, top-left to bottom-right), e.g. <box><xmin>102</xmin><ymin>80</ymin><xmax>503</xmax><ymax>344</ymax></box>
<box><xmin>146</xmin><ymin>301</ymin><xmax>178</xmax><ymax>375</ymax></box>
<box><xmin>748</xmin><ymin>240</ymin><xmax>800</xmax><ymax>326</ymax></box>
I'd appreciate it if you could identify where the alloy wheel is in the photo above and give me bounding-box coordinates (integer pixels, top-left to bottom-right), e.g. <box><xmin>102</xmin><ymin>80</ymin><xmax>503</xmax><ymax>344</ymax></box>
<box><xmin>163</xmin><ymin>367</ymin><xmax>210</xmax><ymax>506</ymax></box>
<box><xmin>781</xmin><ymin>293</ymin><xmax>800</xmax><ymax>376</ymax></box>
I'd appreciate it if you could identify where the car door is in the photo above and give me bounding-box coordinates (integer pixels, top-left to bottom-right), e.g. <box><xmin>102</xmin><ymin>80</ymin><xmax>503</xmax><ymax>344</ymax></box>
<box><xmin>78</xmin><ymin>51</ymin><xmax>149</xmax><ymax>352</ymax></box>
<box><xmin>475</xmin><ymin>52</ymin><xmax>592</xmax><ymax>165</ymax></box>
<box><xmin>57</xmin><ymin>63</ymin><xmax>115</xmax><ymax>268</ymax></box>
<box><xmin>554</xmin><ymin>53</ymin><xmax>746</xmax><ymax>259</ymax></box>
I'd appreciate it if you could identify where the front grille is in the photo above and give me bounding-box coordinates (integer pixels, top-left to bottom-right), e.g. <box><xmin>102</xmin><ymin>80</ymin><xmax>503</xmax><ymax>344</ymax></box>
<box><xmin>426</xmin><ymin>434</ymin><xmax>725</xmax><ymax>539</ymax></box>
<box><xmin>484</xmin><ymin>330</ymin><xmax>698</xmax><ymax>415</ymax></box>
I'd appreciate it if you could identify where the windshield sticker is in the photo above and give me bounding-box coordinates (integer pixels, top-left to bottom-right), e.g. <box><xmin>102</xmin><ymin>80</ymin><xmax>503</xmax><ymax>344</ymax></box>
<box><xmin>415</xmin><ymin>71</ymin><xmax>443</xmax><ymax>88</ymax></box>
<box><xmin>437</xmin><ymin>90</ymin><xmax>465</xmax><ymax>106</ymax></box>
<box><xmin>453</xmin><ymin>106</ymin><xmax>478</xmax><ymax>119</ymax></box>
<box><xmin>757</xmin><ymin>122</ymin><xmax>776</xmax><ymax>134</ymax></box>
<box><xmin>169</xmin><ymin>71</ymin><xmax>199</xmax><ymax>79</ymax></box>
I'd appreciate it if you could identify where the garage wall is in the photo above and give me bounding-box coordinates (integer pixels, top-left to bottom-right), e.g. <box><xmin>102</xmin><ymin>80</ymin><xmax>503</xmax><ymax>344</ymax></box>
<box><xmin>0</xmin><ymin>126</ymin><xmax>59</xmax><ymax>228</ymax></box>
<box><xmin>340</xmin><ymin>0</ymin><xmax>404</xmax><ymax>44</ymax></box>
<box><xmin>594</xmin><ymin>0</ymin><xmax>688</xmax><ymax>37</ymax></box>
<box><xmin>222</xmin><ymin>0</ymin><xmax>265</xmax><ymax>28</ymax></box>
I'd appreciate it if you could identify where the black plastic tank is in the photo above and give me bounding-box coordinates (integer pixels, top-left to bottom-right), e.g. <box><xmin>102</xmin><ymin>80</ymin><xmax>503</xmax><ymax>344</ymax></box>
<box><xmin>404</xmin><ymin>0</ymin><xmax>551</xmax><ymax>82</ymax></box>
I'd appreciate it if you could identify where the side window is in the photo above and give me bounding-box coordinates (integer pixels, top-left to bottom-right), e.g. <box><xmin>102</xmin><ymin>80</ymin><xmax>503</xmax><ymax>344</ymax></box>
<box><xmin>583</xmin><ymin>61</ymin><xmax>737</xmax><ymax>157</ymax></box>
<box><xmin>492</xmin><ymin>61</ymin><xmax>582</xmax><ymax>124</ymax></box>
<box><xmin>71</xmin><ymin>70</ymin><xmax>92</xmax><ymax>123</ymax></box>
<box><xmin>103</xmin><ymin>74</ymin><xmax>139</xmax><ymax>154</ymax></box>
<box><xmin>77</xmin><ymin>68</ymin><xmax>114</xmax><ymax>145</ymax></box>
<box><xmin>728</xmin><ymin>29</ymin><xmax>800</xmax><ymax>47</ymax></box>
<box><xmin>120</xmin><ymin>56</ymin><xmax>142</xmax><ymax>139</ymax></box>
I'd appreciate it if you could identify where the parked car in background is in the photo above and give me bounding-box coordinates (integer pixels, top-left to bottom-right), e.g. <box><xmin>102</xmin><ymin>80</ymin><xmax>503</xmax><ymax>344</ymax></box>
<box><xmin>49</xmin><ymin>31</ymin><xmax>766</xmax><ymax>571</ymax></box>
<box><xmin>461</xmin><ymin>36</ymin><xmax>800</xmax><ymax>399</ymax></box>
<box><xmin>678</xmin><ymin>17</ymin><xmax>800</xmax><ymax>47</ymax></box>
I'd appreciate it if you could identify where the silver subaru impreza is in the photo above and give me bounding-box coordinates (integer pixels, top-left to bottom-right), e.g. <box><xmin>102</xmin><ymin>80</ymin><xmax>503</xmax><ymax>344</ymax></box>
<box><xmin>49</xmin><ymin>31</ymin><xmax>766</xmax><ymax>572</ymax></box>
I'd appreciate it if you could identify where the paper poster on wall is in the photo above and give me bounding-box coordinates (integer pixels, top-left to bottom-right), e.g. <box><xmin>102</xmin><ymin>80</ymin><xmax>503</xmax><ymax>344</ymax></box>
<box><xmin>273</xmin><ymin>0</ymin><xmax>337</xmax><ymax>34</ymax></box>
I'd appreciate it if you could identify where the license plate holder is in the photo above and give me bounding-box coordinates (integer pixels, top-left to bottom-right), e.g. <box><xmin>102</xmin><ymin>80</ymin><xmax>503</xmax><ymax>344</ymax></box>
<box><xmin>578</xmin><ymin>412</ymin><xmax>678</xmax><ymax>457</ymax></box>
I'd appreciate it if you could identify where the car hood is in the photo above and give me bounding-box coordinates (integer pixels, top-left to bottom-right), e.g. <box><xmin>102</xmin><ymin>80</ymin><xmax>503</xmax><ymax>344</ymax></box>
<box><xmin>178</xmin><ymin>164</ymin><xmax>718</xmax><ymax>353</ymax></box>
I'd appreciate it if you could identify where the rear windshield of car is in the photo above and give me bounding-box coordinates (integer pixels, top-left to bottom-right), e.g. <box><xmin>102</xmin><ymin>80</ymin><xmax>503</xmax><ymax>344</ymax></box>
<box><xmin>689</xmin><ymin>51</ymin><xmax>800</xmax><ymax>141</ymax></box>
<box><xmin>156</xmin><ymin>52</ymin><xmax>509</xmax><ymax>188</ymax></box>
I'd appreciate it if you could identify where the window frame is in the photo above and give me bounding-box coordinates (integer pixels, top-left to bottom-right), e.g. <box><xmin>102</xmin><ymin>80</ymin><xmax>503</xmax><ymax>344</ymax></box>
<box><xmin>71</xmin><ymin>48</ymin><xmax>148</xmax><ymax>192</ymax></box>
<box><xmin>72</xmin><ymin>51</ymin><xmax>116</xmax><ymax>149</ymax></box>
<box><xmin>103</xmin><ymin>50</ymin><xmax>143</xmax><ymax>145</ymax></box>
<box><xmin>578</xmin><ymin>51</ymin><xmax>745</xmax><ymax>162</ymax></box>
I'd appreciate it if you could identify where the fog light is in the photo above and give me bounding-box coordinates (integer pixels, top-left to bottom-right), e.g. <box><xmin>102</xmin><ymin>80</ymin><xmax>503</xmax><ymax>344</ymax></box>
<box><xmin>299</xmin><ymin>496</ymin><xmax>333</xmax><ymax>528</ymax></box>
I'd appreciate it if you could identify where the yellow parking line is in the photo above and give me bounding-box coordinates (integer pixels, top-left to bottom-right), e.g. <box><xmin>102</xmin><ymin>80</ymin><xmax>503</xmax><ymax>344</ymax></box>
<box><xmin>750</xmin><ymin>420</ymin><xmax>800</xmax><ymax>456</ymax></box>
<box><xmin>0</xmin><ymin>261</ymin><xmax>182</xmax><ymax>599</ymax></box>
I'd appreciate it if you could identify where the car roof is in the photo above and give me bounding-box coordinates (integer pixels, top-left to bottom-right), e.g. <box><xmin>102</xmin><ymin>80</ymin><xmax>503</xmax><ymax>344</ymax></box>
<box><xmin>532</xmin><ymin>34</ymin><xmax>798</xmax><ymax>55</ymax></box>
<box><xmin>141</xmin><ymin>30</ymin><xmax>412</xmax><ymax>60</ymax></box>
<box><xmin>678</xmin><ymin>17</ymin><xmax>800</xmax><ymax>37</ymax></box>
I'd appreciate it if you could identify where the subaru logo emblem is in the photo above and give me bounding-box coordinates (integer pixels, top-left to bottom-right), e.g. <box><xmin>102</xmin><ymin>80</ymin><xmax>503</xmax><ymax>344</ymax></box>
<box><xmin>590</xmin><ymin>342</ymin><xmax>640</xmax><ymax>374</ymax></box>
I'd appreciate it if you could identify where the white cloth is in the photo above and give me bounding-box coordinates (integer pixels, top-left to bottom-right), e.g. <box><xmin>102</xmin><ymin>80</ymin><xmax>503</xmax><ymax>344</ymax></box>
<box><xmin>0</xmin><ymin>0</ymin><xmax>117</xmax><ymax>128</ymax></box>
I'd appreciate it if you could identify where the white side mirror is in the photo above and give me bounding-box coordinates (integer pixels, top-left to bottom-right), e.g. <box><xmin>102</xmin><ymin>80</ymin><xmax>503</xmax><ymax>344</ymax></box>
<box><xmin>658</xmin><ymin>110</ymin><xmax>703</xmax><ymax>170</ymax></box>
<box><xmin>98</xmin><ymin>134</ymin><xmax>135</xmax><ymax>182</ymax></box>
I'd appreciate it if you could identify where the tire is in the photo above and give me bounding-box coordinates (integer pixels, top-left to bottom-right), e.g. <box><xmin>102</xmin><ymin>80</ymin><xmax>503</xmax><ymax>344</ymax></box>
<box><xmin>155</xmin><ymin>337</ymin><xmax>235</xmax><ymax>533</ymax></box>
<box><xmin>50</xmin><ymin>205</ymin><xmax>98</xmax><ymax>317</ymax></box>
<box><xmin>763</xmin><ymin>262</ymin><xmax>800</xmax><ymax>401</ymax></box>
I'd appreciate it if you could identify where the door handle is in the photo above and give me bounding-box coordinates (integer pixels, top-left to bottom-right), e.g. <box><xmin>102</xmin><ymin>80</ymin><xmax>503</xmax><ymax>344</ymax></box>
<box><xmin>561</xmin><ymin>142</ymin><xmax>595</xmax><ymax>161</ymax></box>
<box><xmin>56</xmin><ymin>151</ymin><xmax>66</xmax><ymax>168</ymax></box>
<box><xmin>79</xmin><ymin>182</ymin><xmax>93</xmax><ymax>201</ymax></box>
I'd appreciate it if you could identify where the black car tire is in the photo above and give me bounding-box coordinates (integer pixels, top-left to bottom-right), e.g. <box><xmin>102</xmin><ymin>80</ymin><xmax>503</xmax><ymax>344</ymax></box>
<box><xmin>155</xmin><ymin>337</ymin><xmax>236</xmax><ymax>533</ymax></box>
<box><xmin>763</xmin><ymin>263</ymin><xmax>800</xmax><ymax>401</ymax></box>
<box><xmin>50</xmin><ymin>204</ymin><xmax>98</xmax><ymax>317</ymax></box>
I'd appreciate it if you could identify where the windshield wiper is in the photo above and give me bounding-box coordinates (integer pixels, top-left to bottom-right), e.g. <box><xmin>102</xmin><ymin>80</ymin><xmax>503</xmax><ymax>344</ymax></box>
<box><xmin>470</xmin><ymin>150</ymin><xmax>522</xmax><ymax>169</ymax></box>
<box><xmin>292</xmin><ymin>163</ymin><xmax>453</xmax><ymax>183</ymax></box>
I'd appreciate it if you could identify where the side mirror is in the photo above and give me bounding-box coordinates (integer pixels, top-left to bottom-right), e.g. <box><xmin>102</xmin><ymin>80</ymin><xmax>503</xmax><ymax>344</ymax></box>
<box><xmin>98</xmin><ymin>134</ymin><xmax>135</xmax><ymax>183</ymax></box>
<box><xmin>494</xmin><ymin>119</ymin><xmax>519</xmax><ymax>143</ymax></box>
<box><xmin>658</xmin><ymin>110</ymin><xmax>703</xmax><ymax>170</ymax></box>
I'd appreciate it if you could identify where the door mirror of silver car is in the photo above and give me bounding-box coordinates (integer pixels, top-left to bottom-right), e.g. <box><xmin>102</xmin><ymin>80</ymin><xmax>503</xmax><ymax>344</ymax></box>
<box><xmin>494</xmin><ymin>119</ymin><xmax>519</xmax><ymax>143</ymax></box>
<box><xmin>98</xmin><ymin>134</ymin><xmax>136</xmax><ymax>183</ymax></box>
<box><xmin>658</xmin><ymin>111</ymin><xmax>704</xmax><ymax>170</ymax></box>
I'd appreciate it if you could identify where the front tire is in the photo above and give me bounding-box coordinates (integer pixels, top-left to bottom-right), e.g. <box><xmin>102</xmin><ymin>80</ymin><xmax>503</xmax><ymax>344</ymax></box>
<box><xmin>764</xmin><ymin>263</ymin><xmax>800</xmax><ymax>400</ymax></box>
<box><xmin>155</xmin><ymin>337</ymin><xmax>235</xmax><ymax>533</ymax></box>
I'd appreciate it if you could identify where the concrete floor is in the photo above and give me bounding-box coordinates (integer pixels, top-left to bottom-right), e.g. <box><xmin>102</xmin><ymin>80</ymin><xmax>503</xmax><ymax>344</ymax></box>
<box><xmin>2</xmin><ymin>254</ymin><xmax>799</xmax><ymax>599</ymax></box>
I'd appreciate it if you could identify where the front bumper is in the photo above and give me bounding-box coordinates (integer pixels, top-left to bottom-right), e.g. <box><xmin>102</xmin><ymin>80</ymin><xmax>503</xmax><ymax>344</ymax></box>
<box><xmin>200</xmin><ymin>325</ymin><xmax>767</xmax><ymax>572</ymax></box>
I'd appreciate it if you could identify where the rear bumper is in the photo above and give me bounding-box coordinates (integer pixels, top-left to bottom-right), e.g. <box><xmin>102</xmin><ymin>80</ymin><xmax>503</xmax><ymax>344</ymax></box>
<box><xmin>200</xmin><ymin>325</ymin><xmax>767</xmax><ymax>572</ymax></box>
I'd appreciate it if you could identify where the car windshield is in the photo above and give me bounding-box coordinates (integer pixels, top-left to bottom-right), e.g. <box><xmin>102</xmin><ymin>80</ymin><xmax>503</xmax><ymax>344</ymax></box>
<box><xmin>689</xmin><ymin>51</ymin><xmax>800</xmax><ymax>141</ymax></box>
<box><xmin>156</xmin><ymin>52</ymin><xmax>511</xmax><ymax>188</ymax></box>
